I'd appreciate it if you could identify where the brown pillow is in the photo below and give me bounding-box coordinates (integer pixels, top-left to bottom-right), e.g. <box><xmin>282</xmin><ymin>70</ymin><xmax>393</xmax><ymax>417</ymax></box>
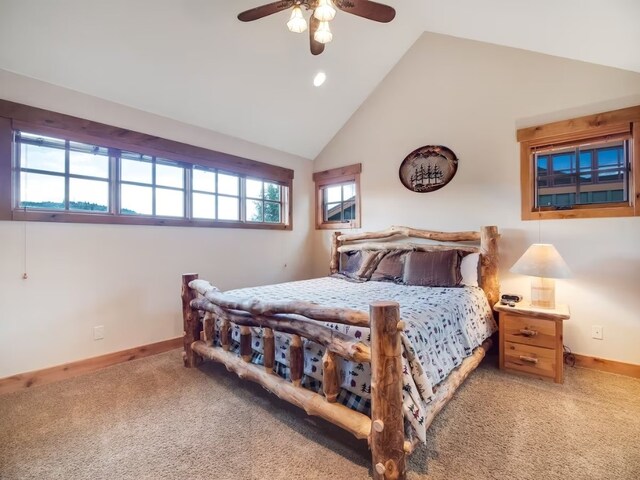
<box><xmin>339</xmin><ymin>250</ymin><xmax>385</xmax><ymax>281</ymax></box>
<box><xmin>370</xmin><ymin>250</ymin><xmax>407</xmax><ymax>283</ymax></box>
<box><xmin>403</xmin><ymin>250</ymin><xmax>463</xmax><ymax>287</ymax></box>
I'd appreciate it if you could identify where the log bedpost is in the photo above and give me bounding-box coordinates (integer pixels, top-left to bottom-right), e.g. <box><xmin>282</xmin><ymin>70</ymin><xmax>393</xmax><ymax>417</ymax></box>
<box><xmin>480</xmin><ymin>226</ymin><xmax>500</xmax><ymax>311</ymax></box>
<box><xmin>263</xmin><ymin>328</ymin><xmax>275</xmax><ymax>373</ymax></box>
<box><xmin>202</xmin><ymin>312</ymin><xmax>215</xmax><ymax>346</ymax></box>
<box><xmin>181</xmin><ymin>273</ymin><xmax>201</xmax><ymax>368</ymax></box>
<box><xmin>322</xmin><ymin>350</ymin><xmax>340</xmax><ymax>403</ymax></box>
<box><xmin>221</xmin><ymin>318</ymin><xmax>231</xmax><ymax>351</ymax></box>
<box><xmin>240</xmin><ymin>326</ymin><xmax>252</xmax><ymax>362</ymax></box>
<box><xmin>290</xmin><ymin>334</ymin><xmax>303</xmax><ymax>387</ymax></box>
<box><xmin>370</xmin><ymin>301</ymin><xmax>406</xmax><ymax>480</ymax></box>
<box><xmin>329</xmin><ymin>231</ymin><xmax>341</xmax><ymax>274</ymax></box>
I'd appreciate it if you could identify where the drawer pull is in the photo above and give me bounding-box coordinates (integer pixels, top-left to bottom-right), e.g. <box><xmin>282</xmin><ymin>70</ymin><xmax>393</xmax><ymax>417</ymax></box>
<box><xmin>519</xmin><ymin>355</ymin><xmax>538</xmax><ymax>364</ymax></box>
<box><xmin>519</xmin><ymin>328</ymin><xmax>538</xmax><ymax>337</ymax></box>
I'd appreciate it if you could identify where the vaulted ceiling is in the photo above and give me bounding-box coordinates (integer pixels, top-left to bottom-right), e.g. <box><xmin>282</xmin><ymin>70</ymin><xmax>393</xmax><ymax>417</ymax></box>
<box><xmin>0</xmin><ymin>0</ymin><xmax>638</xmax><ymax>159</ymax></box>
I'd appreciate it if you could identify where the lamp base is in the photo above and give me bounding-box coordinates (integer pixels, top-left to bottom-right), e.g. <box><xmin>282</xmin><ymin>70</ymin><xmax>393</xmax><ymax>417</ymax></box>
<box><xmin>531</xmin><ymin>277</ymin><xmax>555</xmax><ymax>309</ymax></box>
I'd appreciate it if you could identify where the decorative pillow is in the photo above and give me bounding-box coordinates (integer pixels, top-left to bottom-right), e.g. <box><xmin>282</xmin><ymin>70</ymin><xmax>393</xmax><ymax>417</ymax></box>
<box><xmin>403</xmin><ymin>250</ymin><xmax>463</xmax><ymax>287</ymax></box>
<box><xmin>340</xmin><ymin>250</ymin><xmax>363</xmax><ymax>276</ymax></box>
<box><xmin>339</xmin><ymin>250</ymin><xmax>386</xmax><ymax>281</ymax></box>
<box><xmin>460</xmin><ymin>252</ymin><xmax>480</xmax><ymax>287</ymax></box>
<box><xmin>370</xmin><ymin>250</ymin><xmax>407</xmax><ymax>283</ymax></box>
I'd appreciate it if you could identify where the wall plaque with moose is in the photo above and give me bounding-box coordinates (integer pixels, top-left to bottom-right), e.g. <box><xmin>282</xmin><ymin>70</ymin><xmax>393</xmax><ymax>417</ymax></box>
<box><xmin>399</xmin><ymin>145</ymin><xmax>459</xmax><ymax>193</ymax></box>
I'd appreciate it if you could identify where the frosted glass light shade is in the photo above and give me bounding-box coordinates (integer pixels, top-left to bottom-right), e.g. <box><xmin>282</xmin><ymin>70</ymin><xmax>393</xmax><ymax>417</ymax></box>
<box><xmin>287</xmin><ymin>6</ymin><xmax>307</xmax><ymax>33</ymax></box>
<box><xmin>314</xmin><ymin>21</ymin><xmax>333</xmax><ymax>44</ymax></box>
<box><xmin>314</xmin><ymin>0</ymin><xmax>337</xmax><ymax>21</ymax></box>
<box><xmin>510</xmin><ymin>244</ymin><xmax>571</xmax><ymax>279</ymax></box>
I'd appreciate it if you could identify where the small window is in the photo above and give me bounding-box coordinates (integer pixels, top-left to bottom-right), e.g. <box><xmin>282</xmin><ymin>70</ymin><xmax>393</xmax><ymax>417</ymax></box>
<box><xmin>17</xmin><ymin>132</ymin><xmax>111</xmax><ymax>213</ymax></box>
<box><xmin>323</xmin><ymin>182</ymin><xmax>357</xmax><ymax>222</ymax></box>
<box><xmin>120</xmin><ymin>153</ymin><xmax>186</xmax><ymax>218</ymax></box>
<box><xmin>217</xmin><ymin>172</ymin><xmax>240</xmax><ymax>221</ymax></box>
<box><xmin>191</xmin><ymin>167</ymin><xmax>242</xmax><ymax>221</ymax></box>
<box><xmin>517</xmin><ymin>105</ymin><xmax>639</xmax><ymax>220</ymax></box>
<box><xmin>245</xmin><ymin>178</ymin><xmax>283</xmax><ymax>224</ymax></box>
<box><xmin>313</xmin><ymin>163</ymin><xmax>361</xmax><ymax>229</ymax></box>
<box><xmin>534</xmin><ymin>137</ymin><xmax>629</xmax><ymax>209</ymax></box>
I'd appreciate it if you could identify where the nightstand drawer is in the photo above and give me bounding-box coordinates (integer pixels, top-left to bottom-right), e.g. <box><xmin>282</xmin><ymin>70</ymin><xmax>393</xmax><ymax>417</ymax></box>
<box><xmin>503</xmin><ymin>341</ymin><xmax>556</xmax><ymax>378</ymax></box>
<box><xmin>503</xmin><ymin>314</ymin><xmax>556</xmax><ymax>349</ymax></box>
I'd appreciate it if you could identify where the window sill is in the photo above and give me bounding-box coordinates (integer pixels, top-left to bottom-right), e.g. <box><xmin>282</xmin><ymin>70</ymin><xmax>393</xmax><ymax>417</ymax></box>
<box><xmin>316</xmin><ymin>220</ymin><xmax>360</xmax><ymax>230</ymax></box>
<box><xmin>522</xmin><ymin>203</ymin><xmax>637</xmax><ymax>220</ymax></box>
<box><xmin>10</xmin><ymin>209</ymin><xmax>292</xmax><ymax>230</ymax></box>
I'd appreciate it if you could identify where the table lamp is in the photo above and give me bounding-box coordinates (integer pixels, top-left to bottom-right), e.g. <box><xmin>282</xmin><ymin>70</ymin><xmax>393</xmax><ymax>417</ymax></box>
<box><xmin>510</xmin><ymin>243</ymin><xmax>571</xmax><ymax>309</ymax></box>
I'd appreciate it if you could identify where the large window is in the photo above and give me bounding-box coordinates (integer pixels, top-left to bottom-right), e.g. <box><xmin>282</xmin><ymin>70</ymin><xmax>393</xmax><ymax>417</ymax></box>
<box><xmin>313</xmin><ymin>163</ymin><xmax>361</xmax><ymax>229</ymax></box>
<box><xmin>6</xmin><ymin>124</ymin><xmax>291</xmax><ymax>229</ymax></box>
<box><xmin>517</xmin><ymin>105</ymin><xmax>640</xmax><ymax>220</ymax></box>
<box><xmin>0</xmin><ymin>101</ymin><xmax>293</xmax><ymax>228</ymax></box>
<box><xmin>0</xmin><ymin>108</ymin><xmax>293</xmax><ymax>230</ymax></box>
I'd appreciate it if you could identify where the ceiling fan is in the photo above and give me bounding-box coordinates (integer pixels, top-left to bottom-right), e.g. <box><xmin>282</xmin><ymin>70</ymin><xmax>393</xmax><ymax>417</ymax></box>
<box><xmin>237</xmin><ymin>1</ymin><xmax>396</xmax><ymax>56</ymax></box>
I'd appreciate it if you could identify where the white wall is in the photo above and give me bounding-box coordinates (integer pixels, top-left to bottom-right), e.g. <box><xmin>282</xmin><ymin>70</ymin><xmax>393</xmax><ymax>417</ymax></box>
<box><xmin>0</xmin><ymin>70</ymin><xmax>314</xmax><ymax>378</ymax></box>
<box><xmin>3</xmin><ymin>31</ymin><xmax>640</xmax><ymax>377</ymax></box>
<box><xmin>313</xmin><ymin>33</ymin><xmax>640</xmax><ymax>365</ymax></box>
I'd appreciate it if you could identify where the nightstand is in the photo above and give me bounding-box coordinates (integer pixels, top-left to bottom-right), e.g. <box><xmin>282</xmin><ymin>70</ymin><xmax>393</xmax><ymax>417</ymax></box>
<box><xmin>494</xmin><ymin>303</ymin><xmax>570</xmax><ymax>384</ymax></box>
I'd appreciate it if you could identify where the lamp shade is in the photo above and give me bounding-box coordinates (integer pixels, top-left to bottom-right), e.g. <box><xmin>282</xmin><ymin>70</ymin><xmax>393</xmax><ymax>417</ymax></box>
<box><xmin>314</xmin><ymin>0</ymin><xmax>337</xmax><ymax>21</ymax></box>
<box><xmin>314</xmin><ymin>21</ymin><xmax>333</xmax><ymax>44</ymax></box>
<box><xmin>287</xmin><ymin>6</ymin><xmax>307</xmax><ymax>33</ymax></box>
<box><xmin>510</xmin><ymin>244</ymin><xmax>571</xmax><ymax>279</ymax></box>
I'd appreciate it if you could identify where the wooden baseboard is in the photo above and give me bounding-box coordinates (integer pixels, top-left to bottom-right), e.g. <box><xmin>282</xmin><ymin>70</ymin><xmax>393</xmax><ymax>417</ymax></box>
<box><xmin>0</xmin><ymin>337</ymin><xmax>182</xmax><ymax>396</ymax></box>
<box><xmin>574</xmin><ymin>353</ymin><xmax>640</xmax><ymax>379</ymax></box>
<box><xmin>2</xmin><ymin>339</ymin><xmax>637</xmax><ymax>396</ymax></box>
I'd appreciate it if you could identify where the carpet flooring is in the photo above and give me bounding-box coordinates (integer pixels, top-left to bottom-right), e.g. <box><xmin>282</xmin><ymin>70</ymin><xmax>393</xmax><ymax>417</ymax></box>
<box><xmin>1</xmin><ymin>349</ymin><xmax>639</xmax><ymax>480</ymax></box>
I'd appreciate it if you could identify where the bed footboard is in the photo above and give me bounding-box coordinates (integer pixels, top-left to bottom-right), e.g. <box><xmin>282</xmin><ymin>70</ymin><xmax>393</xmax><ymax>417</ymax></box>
<box><xmin>181</xmin><ymin>274</ymin><xmax>407</xmax><ymax>479</ymax></box>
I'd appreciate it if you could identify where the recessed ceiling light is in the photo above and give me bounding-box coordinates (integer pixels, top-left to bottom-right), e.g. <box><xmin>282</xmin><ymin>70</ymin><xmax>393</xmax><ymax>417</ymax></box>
<box><xmin>313</xmin><ymin>71</ymin><xmax>327</xmax><ymax>87</ymax></box>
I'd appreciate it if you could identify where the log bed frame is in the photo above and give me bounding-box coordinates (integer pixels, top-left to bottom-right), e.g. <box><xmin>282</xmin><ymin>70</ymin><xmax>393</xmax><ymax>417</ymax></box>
<box><xmin>181</xmin><ymin>225</ymin><xmax>499</xmax><ymax>479</ymax></box>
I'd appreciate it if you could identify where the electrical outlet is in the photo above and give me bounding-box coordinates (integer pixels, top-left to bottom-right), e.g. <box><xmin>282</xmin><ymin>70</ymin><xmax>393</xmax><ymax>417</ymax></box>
<box><xmin>591</xmin><ymin>325</ymin><xmax>603</xmax><ymax>340</ymax></box>
<box><xmin>94</xmin><ymin>325</ymin><xmax>105</xmax><ymax>340</ymax></box>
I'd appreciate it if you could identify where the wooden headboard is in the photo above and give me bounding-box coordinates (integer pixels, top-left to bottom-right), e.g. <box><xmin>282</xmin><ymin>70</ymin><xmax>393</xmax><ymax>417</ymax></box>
<box><xmin>329</xmin><ymin>226</ymin><xmax>500</xmax><ymax>308</ymax></box>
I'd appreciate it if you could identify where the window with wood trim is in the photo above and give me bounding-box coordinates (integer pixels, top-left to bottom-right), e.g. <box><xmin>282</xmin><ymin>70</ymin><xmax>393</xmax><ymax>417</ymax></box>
<box><xmin>119</xmin><ymin>152</ymin><xmax>187</xmax><ymax>217</ymax></box>
<box><xmin>17</xmin><ymin>132</ymin><xmax>112</xmax><ymax>213</ymax></box>
<box><xmin>313</xmin><ymin>163</ymin><xmax>361</xmax><ymax>229</ymax></box>
<box><xmin>0</xmin><ymin>101</ymin><xmax>294</xmax><ymax>229</ymax></box>
<box><xmin>245</xmin><ymin>177</ymin><xmax>285</xmax><ymax>224</ymax></box>
<box><xmin>517</xmin><ymin>105</ymin><xmax>640</xmax><ymax>220</ymax></box>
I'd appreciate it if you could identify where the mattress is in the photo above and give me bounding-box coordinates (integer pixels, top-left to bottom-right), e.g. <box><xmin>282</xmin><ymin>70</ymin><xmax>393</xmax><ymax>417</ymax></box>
<box><xmin>213</xmin><ymin>276</ymin><xmax>497</xmax><ymax>442</ymax></box>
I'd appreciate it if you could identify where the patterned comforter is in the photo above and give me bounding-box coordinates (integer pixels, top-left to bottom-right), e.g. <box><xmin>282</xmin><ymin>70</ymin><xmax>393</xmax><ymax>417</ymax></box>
<box><xmin>216</xmin><ymin>276</ymin><xmax>496</xmax><ymax>442</ymax></box>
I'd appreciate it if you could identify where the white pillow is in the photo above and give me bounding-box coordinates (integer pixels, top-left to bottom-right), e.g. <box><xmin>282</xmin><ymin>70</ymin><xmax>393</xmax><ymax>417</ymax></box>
<box><xmin>460</xmin><ymin>252</ymin><xmax>480</xmax><ymax>287</ymax></box>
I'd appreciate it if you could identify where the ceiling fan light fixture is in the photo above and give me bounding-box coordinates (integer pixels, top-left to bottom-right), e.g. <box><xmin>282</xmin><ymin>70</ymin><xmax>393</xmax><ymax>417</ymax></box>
<box><xmin>314</xmin><ymin>0</ymin><xmax>337</xmax><ymax>22</ymax></box>
<box><xmin>314</xmin><ymin>21</ymin><xmax>333</xmax><ymax>44</ymax></box>
<box><xmin>287</xmin><ymin>6</ymin><xmax>307</xmax><ymax>33</ymax></box>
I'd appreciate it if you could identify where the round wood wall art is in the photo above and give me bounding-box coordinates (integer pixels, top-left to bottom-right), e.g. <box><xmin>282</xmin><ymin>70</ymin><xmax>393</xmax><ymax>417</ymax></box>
<box><xmin>399</xmin><ymin>145</ymin><xmax>459</xmax><ymax>193</ymax></box>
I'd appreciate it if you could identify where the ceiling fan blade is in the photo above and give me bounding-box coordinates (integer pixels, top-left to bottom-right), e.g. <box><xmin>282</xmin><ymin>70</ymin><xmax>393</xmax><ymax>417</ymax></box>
<box><xmin>237</xmin><ymin>1</ymin><xmax>294</xmax><ymax>22</ymax></box>
<box><xmin>334</xmin><ymin>0</ymin><xmax>396</xmax><ymax>23</ymax></box>
<box><xmin>309</xmin><ymin>15</ymin><xmax>325</xmax><ymax>56</ymax></box>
